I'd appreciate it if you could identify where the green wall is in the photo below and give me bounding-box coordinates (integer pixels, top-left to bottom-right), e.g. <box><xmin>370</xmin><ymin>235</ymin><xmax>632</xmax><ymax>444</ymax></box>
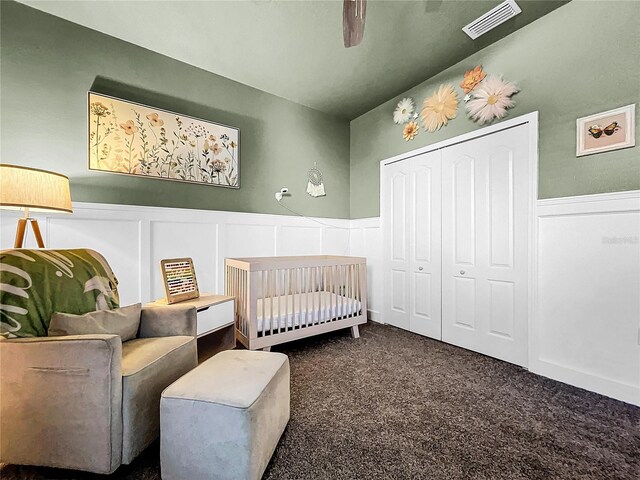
<box><xmin>0</xmin><ymin>1</ymin><xmax>351</xmax><ymax>218</ymax></box>
<box><xmin>350</xmin><ymin>1</ymin><xmax>640</xmax><ymax>218</ymax></box>
<box><xmin>3</xmin><ymin>2</ymin><xmax>638</xmax><ymax>221</ymax></box>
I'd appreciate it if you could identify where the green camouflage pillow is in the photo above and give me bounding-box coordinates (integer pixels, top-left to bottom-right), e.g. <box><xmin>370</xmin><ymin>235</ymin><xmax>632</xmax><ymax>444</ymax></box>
<box><xmin>0</xmin><ymin>249</ymin><xmax>119</xmax><ymax>338</ymax></box>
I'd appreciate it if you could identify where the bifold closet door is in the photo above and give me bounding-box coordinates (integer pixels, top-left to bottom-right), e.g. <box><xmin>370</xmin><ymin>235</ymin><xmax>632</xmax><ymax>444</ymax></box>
<box><xmin>441</xmin><ymin>124</ymin><xmax>530</xmax><ymax>367</ymax></box>
<box><xmin>383</xmin><ymin>150</ymin><xmax>442</xmax><ymax>339</ymax></box>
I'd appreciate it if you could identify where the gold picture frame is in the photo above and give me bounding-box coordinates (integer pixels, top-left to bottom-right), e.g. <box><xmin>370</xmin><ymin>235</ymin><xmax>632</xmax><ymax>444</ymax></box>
<box><xmin>88</xmin><ymin>91</ymin><xmax>240</xmax><ymax>187</ymax></box>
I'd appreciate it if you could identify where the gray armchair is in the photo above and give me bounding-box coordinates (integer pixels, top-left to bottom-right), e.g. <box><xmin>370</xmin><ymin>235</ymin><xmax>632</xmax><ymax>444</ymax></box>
<box><xmin>0</xmin><ymin>272</ymin><xmax>198</xmax><ymax>474</ymax></box>
<box><xmin>0</xmin><ymin>306</ymin><xmax>197</xmax><ymax>473</ymax></box>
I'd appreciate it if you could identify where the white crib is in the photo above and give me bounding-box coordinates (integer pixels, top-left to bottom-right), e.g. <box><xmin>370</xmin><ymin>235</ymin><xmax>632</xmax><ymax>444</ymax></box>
<box><xmin>225</xmin><ymin>256</ymin><xmax>368</xmax><ymax>350</ymax></box>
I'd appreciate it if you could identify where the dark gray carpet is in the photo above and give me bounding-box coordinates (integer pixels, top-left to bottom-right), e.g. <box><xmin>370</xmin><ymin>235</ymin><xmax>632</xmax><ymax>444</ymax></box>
<box><xmin>3</xmin><ymin>323</ymin><xmax>639</xmax><ymax>479</ymax></box>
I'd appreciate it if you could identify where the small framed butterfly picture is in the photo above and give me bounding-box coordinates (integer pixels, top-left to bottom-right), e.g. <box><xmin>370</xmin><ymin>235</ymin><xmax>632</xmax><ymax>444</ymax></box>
<box><xmin>576</xmin><ymin>104</ymin><xmax>635</xmax><ymax>157</ymax></box>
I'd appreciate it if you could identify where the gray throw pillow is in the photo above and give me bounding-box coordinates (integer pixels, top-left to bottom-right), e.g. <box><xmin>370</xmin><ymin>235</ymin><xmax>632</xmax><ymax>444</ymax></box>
<box><xmin>48</xmin><ymin>303</ymin><xmax>142</xmax><ymax>342</ymax></box>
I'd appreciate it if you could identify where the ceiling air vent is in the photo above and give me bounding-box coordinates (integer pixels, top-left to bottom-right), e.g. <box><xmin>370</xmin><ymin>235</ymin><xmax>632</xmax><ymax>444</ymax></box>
<box><xmin>462</xmin><ymin>0</ymin><xmax>522</xmax><ymax>40</ymax></box>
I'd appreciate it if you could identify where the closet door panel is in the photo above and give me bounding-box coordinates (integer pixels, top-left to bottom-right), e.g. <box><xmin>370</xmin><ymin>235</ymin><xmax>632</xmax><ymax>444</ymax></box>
<box><xmin>383</xmin><ymin>162</ymin><xmax>411</xmax><ymax>331</ymax></box>
<box><xmin>489</xmin><ymin>148</ymin><xmax>514</xmax><ymax>268</ymax></box>
<box><xmin>409</xmin><ymin>151</ymin><xmax>442</xmax><ymax>339</ymax></box>
<box><xmin>442</xmin><ymin>153</ymin><xmax>479</xmax><ymax>346</ymax></box>
<box><xmin>442</xmin><ymin>124</ymin><xmax>530</xmax><ymax>367</ymax></box>
<box><xmin>453</xmin><ymin>155</ymin><xmax>476</xmax><ymax>266</ymax></box>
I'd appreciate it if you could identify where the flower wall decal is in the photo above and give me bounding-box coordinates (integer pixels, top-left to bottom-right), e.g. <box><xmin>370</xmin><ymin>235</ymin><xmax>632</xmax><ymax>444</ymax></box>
<box><xmin>465</xmin><ymin>75</ymin><xmax>519</xmax><ymax>125</ymax></box>
<box><xmin>403</xmin><ymin>121</ymin><xmax>420</xmax><ymax>141</ymax></box>
<box><xmin>391</xmin><ymin>68</ymin><xmax>520</xmax><ymax>137</ymax></box>
<box><xmin>420</xmin><ymin>84</ymin><xmax>459</xmax><ymax>133</ymax></box>
<box><xmin>393</xmin><ymin>97</ymin><xmax>415</xmax><ymax>124</ymax></box>
<box><xmin>460</xmin><ymin>66</ymin><xmax>486</xmax><ymax>94</ymax></box>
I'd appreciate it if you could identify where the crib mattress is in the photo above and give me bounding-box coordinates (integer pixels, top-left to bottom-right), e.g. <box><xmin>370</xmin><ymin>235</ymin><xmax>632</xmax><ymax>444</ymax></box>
<box><xmin>256</xmin><ymin>291</ymin><xmax>361</xmax><ymax>333</ymax></box>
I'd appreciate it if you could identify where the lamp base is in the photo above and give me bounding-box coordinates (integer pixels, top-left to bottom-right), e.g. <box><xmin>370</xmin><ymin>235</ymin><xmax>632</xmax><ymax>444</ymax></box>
<box><xmin>15</xmin><ymin>217</ymin><xmax>45</xmax><ymax>248</ymax></box>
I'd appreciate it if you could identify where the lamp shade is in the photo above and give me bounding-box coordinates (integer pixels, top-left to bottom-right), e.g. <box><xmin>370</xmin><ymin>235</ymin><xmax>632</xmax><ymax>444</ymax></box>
<box><xmin>0</xmin><ymin>164</ymin><xmax>72</xmax><ymax>213</ymax></box>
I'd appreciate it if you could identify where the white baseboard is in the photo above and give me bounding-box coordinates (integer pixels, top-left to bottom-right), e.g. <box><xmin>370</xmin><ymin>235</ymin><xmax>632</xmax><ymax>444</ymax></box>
<box><xmin>531</xmin><ymin>359</ymin><xmax>639</xmax><ymax>406</ymax></box>
<box><xmin>368</xmin><ymin>309</ymin><xmax>382</xmax><ymax>323</ymax></box>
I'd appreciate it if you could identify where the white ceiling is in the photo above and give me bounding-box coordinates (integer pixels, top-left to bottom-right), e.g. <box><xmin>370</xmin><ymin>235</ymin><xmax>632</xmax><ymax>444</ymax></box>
<box><xmin>20</xmin><ymin>0</ymin><xmax>567</xmax><ymax>119</ymax></box>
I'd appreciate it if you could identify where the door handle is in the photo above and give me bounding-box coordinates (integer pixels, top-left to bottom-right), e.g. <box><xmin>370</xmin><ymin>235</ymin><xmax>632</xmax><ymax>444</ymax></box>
<box><xmin>418</xmin><ymin>267</ymin><xmax>424</xmax><ymax>271</ymax></box>
<box><xmin>460</xmin><ymin>270</ymin><xmax>466</xmax><ymax>275</ymax></box>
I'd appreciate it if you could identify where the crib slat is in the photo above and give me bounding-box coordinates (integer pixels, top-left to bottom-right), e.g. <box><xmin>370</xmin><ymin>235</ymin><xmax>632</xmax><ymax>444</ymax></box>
<box><xmin>276</xmin><ymin>268</ymin><xmax>281</xmax><ymax>333</ymax></box>
<box><xmin>248</xmin><ymin>271</ymin><xmax>258</xmax><ymax>340</ymax></box>
<box><xmin>323</xmin><ymin>266</ymin><xmax>328</xmax><ymax>323</ymax></box>
<box><xmin>245</xmin><ymin>268</ymin><xmax>248</xmax><ymax>334</ymax></box>
<box><xmin>233</xmin><ymin>267</ymin><xmax>238</xmax><ymax>332</ymax></box>
<box><xmin>308</xmin><ymin>267</ymin><xmax>313</xmax><ymax>325</ymax></box>
<box><xmin>261</xmin><ymin>271</ymin><xmax>266</xmax><ymax>337</ymax></box>
<box><xmin>244</xmin><ymin>269</ymin><xmax>247</xmax><ymax>337</ymax></box>
<box><xmin>292</xmin><ymin>268</ymin><xmax>296</xmax><ymax>330</ymax></box>
<box><xmin>335</xmin><ymin>264</ymin><xmax>339</xmax><ymax>320</ymax></box>
<box><xmin>340</xmin><ymin>265</ymin><xmax>347</xmax><ymax>317</ymax></box>
<box><xmin>269</xmin><ymin>270</ymin><xmax>274</xmax><ymax>337</ymax></box>
<box><xmin>352</xmin><ymin>264</ymin><xmax>357</xmax><ymax>318</ymax></box>
<box><xmin>353</xmin><ymin>264</ymin><xmax>358</xmax><ymax>317</ymax></box>
<box><xmin>238</xmin><ymin>268</ymin><xmax>241</xmax><ymax>335</ymax></box>
<box><xmin>353</xmin><ymin>265</ymin><xmax>362</xmax><ymax>316</ymax></box>
<box><xmin>359</xmin><ymin>260</ymin><xmax>368</xmax><ymax>320</ymax></box>
<box><xmin>292</xmin><ymin>268</ymin><xmax>296</xmax><ymax>331</ymax></box>
<box><xmin>239</xmin><ymin>268</ymin><xmax>242</xmax><ymax>336</ymax></box>
<box><xmin>285</xmin><ymin>268</ymin><xmax>289</xmax><ymax>333</ymax></box>
<box><xmin>347</xmin><ymin>265</ymin><xmax>353</xmax><ymax>318</ymax></box>
<box><xmin>316</xmin><ymin>267</ymin><xmax>320</xmax><ymax>324</ymax></box>
<box><xmin>343</xmin><ymin>265</ymin><xmax>348</xmax><ymax>319</ymax></box>
<box><xmin>331</xmin><ymin>265</ymin><xmax>340</xmax><ymax>320</ymax></box>
<box><xmin>356</xmin><ymin>264</ymin><xmax>361</xmax><ymax>306</ymax></box>
<box><xmin>328</xmin><ymin>265</ymin><xmax>333</xmax><ymax>323</ymax></box>
<box><xmin>291</xmin><ymin>268</ymin><xmax>295</xmax><ymax>331</ymax></box>
<box><xmin>312</xmin><ymin>266</ymin><xmax>316</xmax><ymax>325</ymax></box>
<box><xmin>274</xmin><ymin>268</ymin><xmax>278</xmax><ymax>334</ymax></box>
<box><xmin>242</xmin><ymin>269</ymin><xmax>246</xmax><ymax>336</ymax></box>
<box><xmin>279</xmin><ymin>268</ymin><xmax>284</xmax><ymax>334</ymax></box>
<box><xmin>302</xmin><ymin>267</ymin><xmax>307</xmax><ymax>327</ymax></box>
<box><xmin>318</xmin><ymin>266</ymin><xmax>323</xmax><ymax>324</ymax></box>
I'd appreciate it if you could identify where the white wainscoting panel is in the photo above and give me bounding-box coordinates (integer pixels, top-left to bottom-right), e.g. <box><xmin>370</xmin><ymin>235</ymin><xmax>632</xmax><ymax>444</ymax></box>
<box><xmin>533</xmin><ymin>191</ymin><xmax>640</xmax><ymax>405</ymax></box>
<box><xmin>150</xmin><ymin>221</ymin><xmax>217</xmax><ymax>302</ymax></box>
<box><xmin>47</xmin><ymin>217</ymin><xmax>143</xmax><ymax>306</ymax></box>
<box><xmin>349</xmin><ymin>217</ymin><xmax>382</xmax><ymax>322</ymax></box>
<box><xmin>278</xmin><ymin>226</ymin><xmax>323</xmax><ymax>256</ymax></box>
<box><xmin>224</xmin><ymin>224</ymin><xmax>276</xmax><ymax>259</ymax></box>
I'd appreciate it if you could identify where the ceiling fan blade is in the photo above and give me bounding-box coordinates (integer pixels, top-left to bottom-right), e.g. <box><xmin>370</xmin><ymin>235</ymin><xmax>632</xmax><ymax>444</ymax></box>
<box><xmin>343</xmin><ymin>0</ymin><xmax>367</xmax><ymax>48</ymax></box>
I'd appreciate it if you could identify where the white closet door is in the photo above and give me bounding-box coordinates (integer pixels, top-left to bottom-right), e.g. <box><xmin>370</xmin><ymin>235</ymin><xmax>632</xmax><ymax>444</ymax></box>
<box><xmin>441</xmin><ymin>124</ymin><xmax>530</xmax><ymax>367</ymax></box>
<box><xmin>383</xmin><ymin>159</ymin><xmax>411</xmax><ymax>331</ymax></box>
<box><xmin>408</xmin><ymin>151</ymin><xmax>442</xmax><ymax>339</ymax></box>
<box><xmin>383</xmin><ymin>150</ymin><xmax>442</xmax><ymax>338</ymax></box>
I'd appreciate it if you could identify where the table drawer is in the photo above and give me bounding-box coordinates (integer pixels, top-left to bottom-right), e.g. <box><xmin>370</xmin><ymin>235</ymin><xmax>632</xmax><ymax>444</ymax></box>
<box><xmin>197</xmin><ymin>300</ymin><xmax>234</xmax><ymax>337</ymax></box>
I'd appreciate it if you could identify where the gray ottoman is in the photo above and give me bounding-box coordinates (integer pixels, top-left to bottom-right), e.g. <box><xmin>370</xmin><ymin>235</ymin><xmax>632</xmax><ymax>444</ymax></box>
<box><xmin>160</xmin><ymin>350</ymin><xmax>290</xmax><ymax>480</ymax></box>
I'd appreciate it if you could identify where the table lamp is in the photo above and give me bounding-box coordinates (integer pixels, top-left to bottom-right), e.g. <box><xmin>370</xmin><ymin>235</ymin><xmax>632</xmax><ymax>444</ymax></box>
<box><xmin>0</xmin><ymin>164</ymin><xmax>73</xmax><ymax>248</ymax></box>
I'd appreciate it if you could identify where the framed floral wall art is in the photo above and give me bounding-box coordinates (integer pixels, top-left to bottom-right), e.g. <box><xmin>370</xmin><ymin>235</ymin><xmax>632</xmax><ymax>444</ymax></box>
<box><xmin>576</xmin><ymin>104</ymin><xmax>635</xmax><ymax>157</ymax></box>
<box><xmin>88</xmin><ymin>92</ymin><xmax>240</xmax><ymax>187</ymax></box>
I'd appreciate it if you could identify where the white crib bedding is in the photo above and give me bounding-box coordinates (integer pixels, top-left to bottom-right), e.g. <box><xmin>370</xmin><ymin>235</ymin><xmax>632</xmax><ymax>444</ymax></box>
<box><xmin>256</xmin><ymin>291</ymin><xmax>361</xmax><ymax>333</ymax></box>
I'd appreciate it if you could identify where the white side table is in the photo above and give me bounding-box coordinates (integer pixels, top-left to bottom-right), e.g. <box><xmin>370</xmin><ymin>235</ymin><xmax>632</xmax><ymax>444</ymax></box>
<box><xmin>146</xmin><ymin>294</ymin><xmax>235</xmax><ymax>361</ymax></box>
